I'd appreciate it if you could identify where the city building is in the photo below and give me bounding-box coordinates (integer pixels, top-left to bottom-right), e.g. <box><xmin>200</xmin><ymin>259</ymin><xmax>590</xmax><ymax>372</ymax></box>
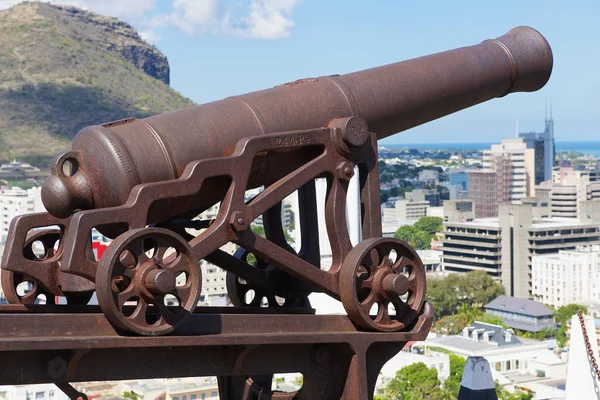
<box><xmin>0</xmin><ymin>384</ymin><xmax>69</xmax><ymax>400</ymax></box>
<box><xmin>418</xmin><ymin>169</ymin><xmax>439</xmax><ymax>185</ymax></box>
<box><xmin>468</xmin><ymin>170</ymin><xmax>498</xmax><ymax>218</ymax></box>
<box><xmin>128</xmin><ymin>378</ymin><xmax>220</xmax><ymax>400</ymax></box>
<box><xmin>441</xmin><ymin>217</ymin><xmax>502</xmax><ymax>278</ymax></box>
<box><xmin>383</xmin><ymin>199</ymin><xmax>429</xmax><ymax>224</ymax></box>
<box><xmin>442</xmin><ymin>200</ymin><xmax>474</xmax><ymax>223</ymax></box>
<box><xmin>416</xmin><ymin>249</ymin><xmax>443</xmax><ymax>272</ymax></box>
<box><xmin>405</xmin><ymin>189</ymin><xmax>447</xmax><ymax>208</ymax></box>
<box><xmin>194</xmin><ymin>204</ymin><xmax>235</xmax><ymax>306</ymax></box>
<box><xmin>0</xmin><ymin>160</ymin><xmax>49</xmax><ymax>182</ymax></box>
<box><xmin>426</xmin><ymin>206</ymin><xmax>443</xmax><ymax>219</ymax></box>
<box><xmin>532</xmin><ymin>245</ymin><xmax>600</xmax><ymax>309</ymax></box>
<box><xmin>518</xmin><ymin>197</ymin><xmax>550</xmax><ymax>219</ymax></box>
<box><xmin>427</xmin><ymin>322</ymin><xmax>558</xmax><ymax>378</ymax></box>
<box><xmin>449</xmin><ymin>167</ymin><xmax>469</xmax><ymax>191</ymax></box>
<box><xmin>441</xmin><ymin>202</ymin><xmax>600</xmax><ymax>298</ymax></box>
<box><xmin>518</xmin><ymin>109</ymin><xmax>555</xmax><ymax>184</ymax></box>
<box><xmin>482</xmin><ymin>138</ymin><xmax>535</xmax><ymax>203</ymax></box>
<box><xmin>548</xmin><ymin>166</ymin><xmax>600</xmax><ymax>218</ymax></box>
<box><xmin>484</xmin><ymin>295</ymin><xmax>556</xmax><ymax>333</ymax></box>
<box><xmin>0</xmin><ymin>187</ymin><xmax>45</xmax><ymax>244</ymax></box>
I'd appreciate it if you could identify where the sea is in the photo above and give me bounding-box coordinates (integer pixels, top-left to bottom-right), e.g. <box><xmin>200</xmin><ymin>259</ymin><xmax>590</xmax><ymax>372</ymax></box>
<box><xmin>381</xmin><ymin>141</ymin><xmax>600</xmax><ymax>158</ymax></box>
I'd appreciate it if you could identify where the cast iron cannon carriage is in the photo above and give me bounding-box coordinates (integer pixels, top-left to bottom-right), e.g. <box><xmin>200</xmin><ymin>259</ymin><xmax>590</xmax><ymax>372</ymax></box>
<box><xmin>1</xmin><ymin>26</ymin><xmax>553</xmax><ymax>338</ymax></box>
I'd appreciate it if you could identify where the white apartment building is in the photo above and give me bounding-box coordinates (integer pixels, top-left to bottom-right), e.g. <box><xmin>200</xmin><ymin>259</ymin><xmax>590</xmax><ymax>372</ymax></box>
<box><xmin>532</xmin><ymin>245</ymin><xmax>600</xmax><ymax>308</ymax></box>
<box><xmin>0</xmin><ymin>384</ymin><xmax>68</xmax><ymax>400</ymax></box>
<box><xmin>483</xmin><ymin>138</ymin><xmax>535</xmax><ymax>202</ymax></box>
<box><xmin>0</xmin><ymin>187</ymin><xmax>45</xmax><ymax>244</ymax></box>
<box><xmin>382</xmin><ymin>199</ymin><xmax>429</xmax><ymax>224</ymax></box>
<box><xmin>193</xmin><ymin>204</ymin><xmax>233</xmax><ymax>306</ymax></box>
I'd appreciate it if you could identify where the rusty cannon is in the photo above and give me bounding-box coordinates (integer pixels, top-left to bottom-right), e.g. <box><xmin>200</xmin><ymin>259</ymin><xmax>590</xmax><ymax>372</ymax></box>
<box><xmin>1</xmin><ymin>26</ymin><xmax>552</xmax><ymax>340</ymax></box>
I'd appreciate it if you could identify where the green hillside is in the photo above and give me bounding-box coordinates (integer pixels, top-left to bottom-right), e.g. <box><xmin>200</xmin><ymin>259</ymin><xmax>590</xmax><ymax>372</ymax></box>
<box><xmin>0</xmin><ymin>1</ymin><xmax>196</xmax><ymax>166</ymax></box>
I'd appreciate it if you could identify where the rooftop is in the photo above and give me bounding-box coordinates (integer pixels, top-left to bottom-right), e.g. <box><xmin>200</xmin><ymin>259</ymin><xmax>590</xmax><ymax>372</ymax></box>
<box><xmin>445</xmin><ymin>216</ymin><xmax>600</xmax><ymax>230</ymax></box>
<box><xmin>485</xmin><ymin>295</ymin><xmax>553</xmax><ymax>317</ymax></box>
<box><xmin>427</xmin><ymin>321</ymin><xmax>525</xmax><ymax>354</ymax></box>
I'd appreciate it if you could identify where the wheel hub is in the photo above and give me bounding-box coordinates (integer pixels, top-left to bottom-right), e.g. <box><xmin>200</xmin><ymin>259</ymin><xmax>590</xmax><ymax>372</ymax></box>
<box><xmin>144</xmin><ymin>268</ymin><xmax>176</xmax><ymax>295</ymax></box>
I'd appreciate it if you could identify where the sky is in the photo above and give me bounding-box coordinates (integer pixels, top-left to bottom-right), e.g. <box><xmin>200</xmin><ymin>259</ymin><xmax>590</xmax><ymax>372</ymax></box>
<box><xmin>1</xmin><ymin>0</ymin><xmax>599</xmax><ymax>145</ymax></box>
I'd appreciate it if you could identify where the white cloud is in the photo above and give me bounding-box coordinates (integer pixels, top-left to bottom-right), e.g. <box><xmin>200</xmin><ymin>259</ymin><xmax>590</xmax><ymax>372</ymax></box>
<box><xmin>139</xmin><ymin>29</ymin><xmax>161</xmax><ymax>43</ymax></box>
<box><xmin>0</xmin><ymin>0</ymin><xmax>303</xmax><ymax>41</ymax></box>
<box><xmin>235</xmin><ymin>0</ymin><xmax>302</xmax><ymax>39</ymax></box>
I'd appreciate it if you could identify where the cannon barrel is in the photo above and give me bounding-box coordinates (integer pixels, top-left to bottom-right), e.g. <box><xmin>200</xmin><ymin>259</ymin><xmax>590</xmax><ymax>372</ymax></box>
<box><xmin>42</xmin><ymin>26</ymin><xmax>553</xmax><ymax>219</ymax></box>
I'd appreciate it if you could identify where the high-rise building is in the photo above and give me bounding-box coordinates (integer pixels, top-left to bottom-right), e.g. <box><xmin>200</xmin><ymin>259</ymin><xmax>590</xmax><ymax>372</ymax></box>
<box><xmin>483</xmin><ymin>138</ymin><xmax>535</xmax><ymax>203</ymax></box>
<box><xmin>518</xmin><ymin>105</ymin><xmax>555</xmax><ymax>184</ymax></box>
<box><xmin>441</xmin><ymin>202</ymin><xmax>600</xmax><ymax>298</ymax></box>
<box><xmin>468</xmin><ymin>170</ymin><xmax>498</xmax><ymax>218</ymax></box>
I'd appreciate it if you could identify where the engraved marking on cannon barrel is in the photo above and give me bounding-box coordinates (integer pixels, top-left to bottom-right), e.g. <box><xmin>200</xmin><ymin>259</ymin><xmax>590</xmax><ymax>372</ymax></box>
<box><xmin>274</xmin><ymin>134</ymin><xmax>311</xmax><ymax>147</ymax></box>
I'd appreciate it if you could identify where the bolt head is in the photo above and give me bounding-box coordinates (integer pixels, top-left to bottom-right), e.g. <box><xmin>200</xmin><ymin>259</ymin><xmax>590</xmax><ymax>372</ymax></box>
<box><xmin>336</xmin><ymin>162</ymin><xmax>355</xmax><ymax>180</ymax></box>
<box><xmin>48</xmin><ymin>356</ymin><xmax>68</xmax><ymax>379</ymax></box>
<box><xmin>229</xmin><ymin>211</ymin><xmax>249</xmax><ymax>231</ymax></box>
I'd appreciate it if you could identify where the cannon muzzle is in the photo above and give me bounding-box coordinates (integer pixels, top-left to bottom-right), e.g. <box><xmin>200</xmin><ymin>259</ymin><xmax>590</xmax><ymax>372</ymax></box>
<box><xmin>41</xmin><ymin>26</ymin><xmax>553</xmax><ymax>219</ymax></box>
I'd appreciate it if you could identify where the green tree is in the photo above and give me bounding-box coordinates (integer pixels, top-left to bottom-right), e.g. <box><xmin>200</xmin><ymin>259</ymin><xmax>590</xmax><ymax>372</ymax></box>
<box><xmin>427</xmin><ymin>274</ymin><xmax>462</xmax><ymax>319</ymax></box>
<box><xmin>413</xmin><ymin>216</ymin><xmax>443</xmax><ymax>235</ymax></box>
<box><xmin>556</xmin><ymin>323</ymin><xmax>569</xmax><ymax>348</ymax></box>
<box><xmin>495</xmin><ymin>381</ymin><xmax>533</xmax><ymax>400</ymax></box>
<box><xmin>427</xmin><ymin>271</ymin><xmax>505</xmax><ymax>321</ymax></box>
<box><xmin>459</xmin><ymin>270</ymin><xmax>506</xmax><ymax>307</ymax></box>
<box><xmin>554</xmin><ymin>304</ymin><xmax>588</xmax><ymax>348</ymax></box>
<box><xmin>122</xmin><ymin>392</ymin><xmax>138</xmax><ymax>400</ymax></box>
<box><xmin>381</xmin><ymin>362</ymin><xmax>442</xmax><ymax>399</ymax></box>
<box><xmin>554</xmin><ymin>304</ymin><xmax>588</xmax><ymax>324</ymax></box>
<box><xmin>454</xmin><ymin>304</ymin><xmax>483</xmax><ymax>330</ymax></box>
<box><xmin>393</xmin><ymin>226</ymin><xmax>432</xmax><ymax>250</ymax></box>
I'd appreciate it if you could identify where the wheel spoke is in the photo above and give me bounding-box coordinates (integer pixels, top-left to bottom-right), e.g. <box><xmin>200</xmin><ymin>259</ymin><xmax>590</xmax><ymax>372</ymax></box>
<box><xmin>359</xmin><ymin>291</ymin><xmax>376</xmax><ymax>311</ymax></box>
<box><xmin>128</xmin><ymin>301</ymin><xmax>148</xmax><ymax>324</ymax></box>
<box><xmin>375</xmin><ymin>301</ymin><xmax>393</xmax><ymax>325</ymax></box>
<box><xmin>117</xmin><ymin>285</ymin><xmax>136</xmax><ymax>310</ymax></box>
<box><xmin>175</xmin><ymin>284</ymin><xmax>192</xmax><ymax>301</ymax></box>
<box><xmin>20</xmin><ymin>288</ymin><xmax>39</xmax><ymax>304</ymax></box>
<box><xmin>392</xmin><ymin>256</ymin><xmax>411</xmax><ymax>272</ymax></box>
<box><xmin>408</xmin><ymin>273</ymin><xmax>418</xmax><ymax>291</ymax></box>
<box><xmin>357</xmin><ymin>274</ymin><xmax>374</xmax><ymax>289</ymax></box>
<box><xmin>121</xmin><ymin>266</ymin><xmax>136</xmax><ymax>279</ymax></box>
<box><xmin>154</xmin><ymin>245</ymin><xmax>168</xmax><ymax>263</ymax></box>
<box><xmin>163</xmin><ymin>254</ymin><xmax>188</xmax><ymax>274</ymax></box>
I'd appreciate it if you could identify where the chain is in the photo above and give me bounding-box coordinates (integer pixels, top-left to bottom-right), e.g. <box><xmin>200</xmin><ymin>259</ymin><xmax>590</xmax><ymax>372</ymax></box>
<box><xmin>577</xmin><ymin>309</ymin><xmax>600</xmax><ymax>382</ymax></box>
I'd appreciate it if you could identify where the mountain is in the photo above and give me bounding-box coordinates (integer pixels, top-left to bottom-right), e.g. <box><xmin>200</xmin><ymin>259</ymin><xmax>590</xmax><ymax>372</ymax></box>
<box><xmin>0</xmin><ymin>1</ymin><xmax>196</xmax><ymax>166</ymax></box>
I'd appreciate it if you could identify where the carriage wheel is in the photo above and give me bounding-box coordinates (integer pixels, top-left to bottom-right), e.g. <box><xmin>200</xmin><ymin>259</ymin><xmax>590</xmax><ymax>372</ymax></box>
<box><xmin>96</xmin><ymin>227</ymin><xmax>201</xmax><ymax>335</ymax></box>
<box><xmin>339</xmin><ymin>238</ymin><xmax>426</xmax><ymax>332</ymax></box>
<box><xmin>226</xmin><ymin>248</ymin><xmax>310</xmax><ymax>308</ymax></box>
